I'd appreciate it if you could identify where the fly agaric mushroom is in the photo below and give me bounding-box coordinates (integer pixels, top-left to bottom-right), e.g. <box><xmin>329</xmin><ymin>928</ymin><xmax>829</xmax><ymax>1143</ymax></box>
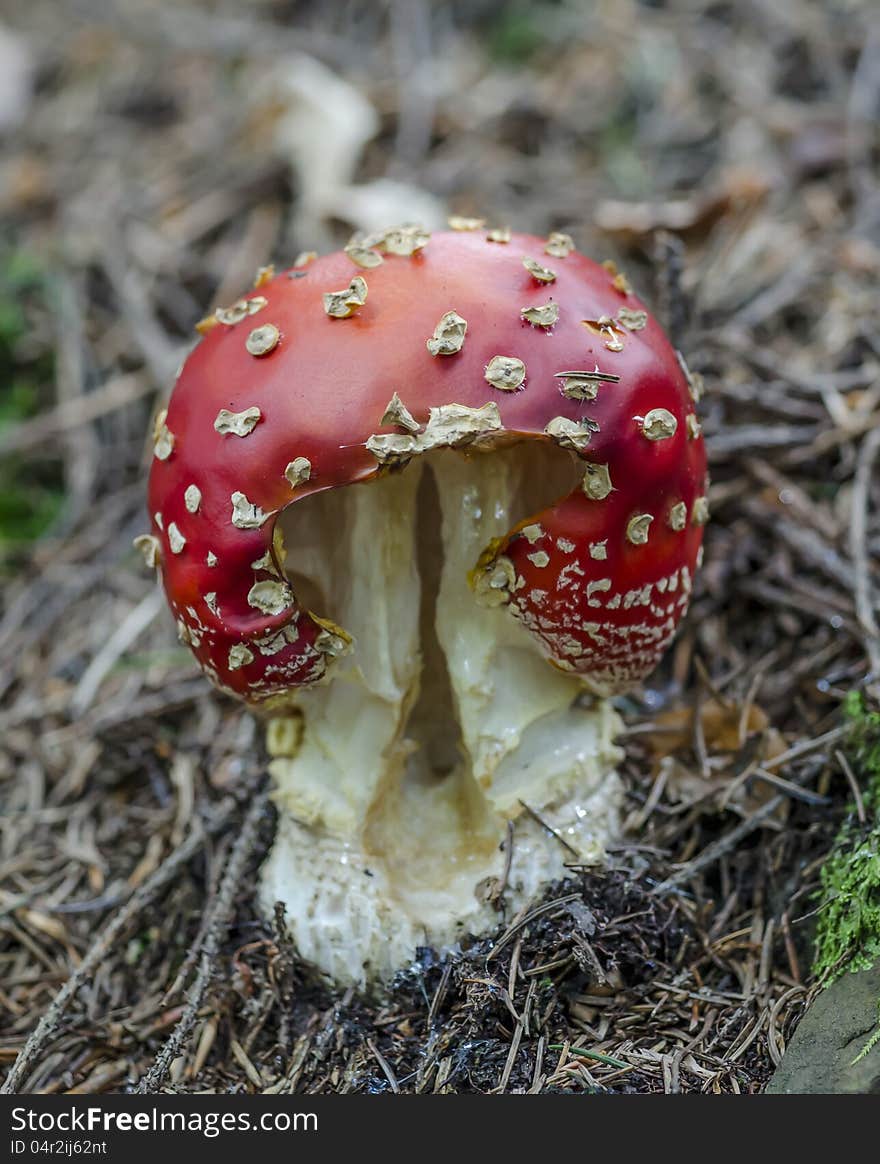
<box><xmin>143</xmin><ymin>224</ymin><xmax>707</xmax><ymax>983</ymax></box>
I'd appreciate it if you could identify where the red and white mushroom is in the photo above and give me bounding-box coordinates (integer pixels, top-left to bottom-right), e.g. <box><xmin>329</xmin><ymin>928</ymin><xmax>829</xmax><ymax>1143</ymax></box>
<box><xmin>142</xmin><ymin>223</ymin><xmax>707</xmax><ymax>983</ymax></box>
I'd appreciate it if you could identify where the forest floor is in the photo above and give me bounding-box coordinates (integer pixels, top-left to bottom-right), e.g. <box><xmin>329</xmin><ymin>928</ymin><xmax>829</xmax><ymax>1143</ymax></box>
<box><xmin>1</xmin><ymin>0</ymin><xmax>879</xmax><ymax>1093</ymax></box>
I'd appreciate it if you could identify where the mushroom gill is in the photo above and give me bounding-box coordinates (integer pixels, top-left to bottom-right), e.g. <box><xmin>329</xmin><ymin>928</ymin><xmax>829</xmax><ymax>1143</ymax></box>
<box><xmin>263</xmin><ymin>440</ymin><xmax>623</xmax><ymax>983</ymax></box>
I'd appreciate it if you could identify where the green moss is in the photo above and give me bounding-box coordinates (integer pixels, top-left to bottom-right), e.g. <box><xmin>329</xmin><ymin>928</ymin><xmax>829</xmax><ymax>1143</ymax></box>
<box><xmin>813</xmin><ymin>691</ymin><xmax>880</xmax><ymax>981</ymax></box>
<box><xmin>0</xmin><ymin>241</ymin><xmax>64</xmax><ymax>558</ymax></box>
<box><xmin>812</xmin><ymin>691</ymin><xmax>880</xmax><ymax>1062</ymax></box>
<box><xmin>485</xmin><ymin>3</ymin><xmax>547</xmax><ymax>64</ymax></box>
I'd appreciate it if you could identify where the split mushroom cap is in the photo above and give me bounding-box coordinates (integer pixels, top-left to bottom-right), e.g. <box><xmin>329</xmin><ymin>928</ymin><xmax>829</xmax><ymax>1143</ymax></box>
<box><xmin>146</xmin><ymin>228</ymin><xmax>707</xmax><ymax>702</ymax></box>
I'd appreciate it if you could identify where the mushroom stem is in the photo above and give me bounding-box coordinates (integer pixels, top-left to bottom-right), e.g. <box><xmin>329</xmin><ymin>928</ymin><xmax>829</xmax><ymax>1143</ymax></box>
<box><xmin>261</xmin><ymin>443</ymin><xmax>623</xmax><ymax>984</ymax></box>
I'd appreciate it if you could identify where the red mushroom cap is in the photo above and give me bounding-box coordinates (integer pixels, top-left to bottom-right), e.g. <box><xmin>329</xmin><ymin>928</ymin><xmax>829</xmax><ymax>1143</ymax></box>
<box><xmin>145</xmin><ymin>226</ymin><xmax>707</xmax><ymax>702</ymax></box>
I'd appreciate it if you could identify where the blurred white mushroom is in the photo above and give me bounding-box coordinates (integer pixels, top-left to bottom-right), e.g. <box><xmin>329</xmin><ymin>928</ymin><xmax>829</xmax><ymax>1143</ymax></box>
<box><xmin>0</xmin><ymin>24</ymin><xmax>35</xmax><ymax>133</ymax></box>
<box><xmin>329</xmin><ymin>176</ymin><xmax>445</xmax><ymax>237</ymax></box>
<box><xmin>261</xmin><ymin>53</ymin><xmax>445</xmax><ymax>244</ymax></box>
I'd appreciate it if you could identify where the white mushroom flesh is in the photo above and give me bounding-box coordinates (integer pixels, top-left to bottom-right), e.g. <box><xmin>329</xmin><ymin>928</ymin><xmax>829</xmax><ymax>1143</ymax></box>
<box><xmin>261</xmin><ymin>442</ymin><xmax>622</xmax><ymax>984</ymax></box>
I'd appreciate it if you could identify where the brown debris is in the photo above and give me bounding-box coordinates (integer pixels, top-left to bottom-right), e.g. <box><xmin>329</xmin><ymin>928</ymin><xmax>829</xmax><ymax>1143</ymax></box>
<box><xmin>1</xmin><ymin>0</ymin><xmax>877</xmax><ymax>1099</ymax></box>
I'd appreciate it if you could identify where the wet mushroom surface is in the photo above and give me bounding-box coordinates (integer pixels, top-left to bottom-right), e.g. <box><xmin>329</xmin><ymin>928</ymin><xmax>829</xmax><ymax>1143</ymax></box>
<box><xmin>145</xmin><ymin>226</ymin><xmax>708</xmax><ymax>982</ymax></box>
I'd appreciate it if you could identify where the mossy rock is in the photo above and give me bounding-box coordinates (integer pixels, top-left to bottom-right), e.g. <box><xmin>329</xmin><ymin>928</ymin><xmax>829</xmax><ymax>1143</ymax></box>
<box><xmin>768</xmin><ymin>964</ymin><xmax>880</xmax><ymax>1093</ymax></box>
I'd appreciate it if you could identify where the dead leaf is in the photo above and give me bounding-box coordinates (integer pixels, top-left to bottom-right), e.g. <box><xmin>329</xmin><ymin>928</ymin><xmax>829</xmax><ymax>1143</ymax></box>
<box><xmin>640</xmin><ymin>700</ymin><xmax>788</xmax><ymax>819</ymax></box>
<box><xmin>595</xmin><ymin>170</ymin><xmax>770</xmax><ymax>249</ymax></box>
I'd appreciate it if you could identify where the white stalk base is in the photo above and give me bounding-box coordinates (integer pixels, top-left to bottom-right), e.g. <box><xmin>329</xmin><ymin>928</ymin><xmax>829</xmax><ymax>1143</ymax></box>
<box><xmin>262</xmin><ymin>709</ymin><xmax>621</xmax><ymax>985</ymax></box>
